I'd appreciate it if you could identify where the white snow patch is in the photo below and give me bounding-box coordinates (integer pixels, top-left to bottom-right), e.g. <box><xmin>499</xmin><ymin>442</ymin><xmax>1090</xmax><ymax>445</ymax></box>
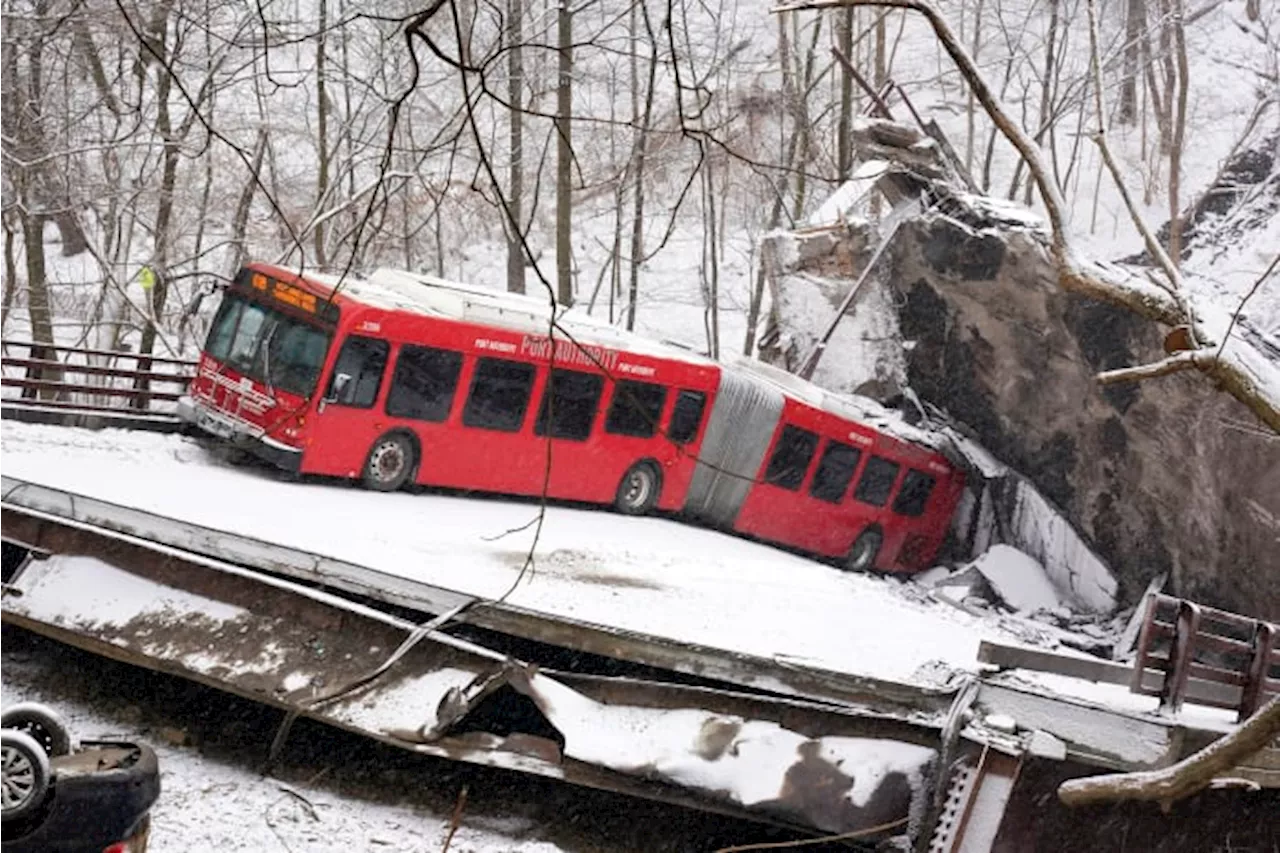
<box><xmin>968</xmin><ymin>545</ymin><xmax>1063</xmax><ymax>614</ymax></box>
<box><xmin>13</xmin><ymin>555</ymin><xmax>242</xmax><ymax>627</ymax></box>
<box><xmin>526</xmin><ymin>674</ymin><xmax>935</xmax><ymax>811</ymax></box>
<box><xmin>807</xmin><ymin>162</ymin><xmax>889</xmax><ymax>227</ymax></box>
<box><xmin>327</xmin><ymin>668</ymin><xmax>481</xmax><ymax>736</ymax></box>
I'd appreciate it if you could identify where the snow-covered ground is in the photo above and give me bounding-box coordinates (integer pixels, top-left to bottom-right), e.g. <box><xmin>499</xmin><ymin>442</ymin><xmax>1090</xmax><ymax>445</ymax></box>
<box><xmin>1</xmin><ymin>419</ymin><xmax>1074</xmax><ymax>691</ymax></box>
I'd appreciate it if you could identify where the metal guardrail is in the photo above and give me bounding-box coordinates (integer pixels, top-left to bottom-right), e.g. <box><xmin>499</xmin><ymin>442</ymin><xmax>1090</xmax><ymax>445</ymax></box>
<box><xmin>1132</xmin><ymin>593</ymin><xmax>1280</xmax><ymax>721</ymax></box>
<box><xmin>1</xmin><ymin>339</ymin><xmax>197</xmax><ymax>417</ymax></box>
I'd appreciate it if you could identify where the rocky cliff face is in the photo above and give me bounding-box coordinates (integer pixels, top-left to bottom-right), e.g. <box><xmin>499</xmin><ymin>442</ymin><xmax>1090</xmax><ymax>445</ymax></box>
<box><xmin>890</xmin><ymin>210</ymin><xmax>1280</xmax><ymax>619</ymax></box>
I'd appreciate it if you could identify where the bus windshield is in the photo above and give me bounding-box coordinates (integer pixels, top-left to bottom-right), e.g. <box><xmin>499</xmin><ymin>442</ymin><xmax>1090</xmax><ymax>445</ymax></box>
<box><xmin>205</xmin><ymin>291</ymin><xmax>332</xmax><ymax>398</ymax></box>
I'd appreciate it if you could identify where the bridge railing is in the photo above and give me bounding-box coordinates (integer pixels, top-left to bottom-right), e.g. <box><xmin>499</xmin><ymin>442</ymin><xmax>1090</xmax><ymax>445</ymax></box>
<box><xmin>1</xmin><ymin>338</ymin><xmax>198</xmax><ymax>417</ymax></box>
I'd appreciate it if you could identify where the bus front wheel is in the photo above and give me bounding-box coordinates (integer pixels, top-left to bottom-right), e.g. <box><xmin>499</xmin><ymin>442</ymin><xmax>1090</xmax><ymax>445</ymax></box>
<box><xmin>615</xmin><ymin>462</ymin><xmax>661</xmax><ymax>515</ymax></box>
<box><xmin>844</xmin><ymin>527</ymin><xmax>883</xmax><ymax>573</ymax></box>
<box><xmin>362</xmin><ymin>433</ymin><xmax>416</xmax><ymax>492</ymax></box>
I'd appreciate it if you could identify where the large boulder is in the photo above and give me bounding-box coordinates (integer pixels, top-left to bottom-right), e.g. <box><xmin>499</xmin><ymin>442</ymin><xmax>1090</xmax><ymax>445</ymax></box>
<box><xmin>889</xmin><ymin>208</ymin><xmax>1280</xmax><ymax>618</ymax></box>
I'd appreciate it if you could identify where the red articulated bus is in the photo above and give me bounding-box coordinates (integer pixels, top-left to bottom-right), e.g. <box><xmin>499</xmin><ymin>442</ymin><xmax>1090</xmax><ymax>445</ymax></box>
<box><xmin>179</xmin><ymin>262</ymin><xmax>965</xmax><ymax>573</ymax></box>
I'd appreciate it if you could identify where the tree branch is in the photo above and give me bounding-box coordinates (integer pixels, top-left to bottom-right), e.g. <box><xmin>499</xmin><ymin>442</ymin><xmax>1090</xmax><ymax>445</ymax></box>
<box><xmin>1097</xmin><ymin>352</ymin><xmax>1199</xmax><ymax>384</ymax></box>
<box><xmin>1058</xmin><ymin>695</ymin><xmax>1280</xmax><ymax>809</ymax></box>
<box><xmin>772</xmin><ymin>0</ymin><xmax>1280</xmax><ymax>435</ymax></box>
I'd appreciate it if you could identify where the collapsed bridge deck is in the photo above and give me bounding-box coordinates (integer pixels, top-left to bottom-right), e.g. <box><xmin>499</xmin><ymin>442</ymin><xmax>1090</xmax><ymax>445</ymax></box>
<box><xmin>2</xmin><ymin>420</ymin><xmax>1274</xmax><ymax>849</ymax></box>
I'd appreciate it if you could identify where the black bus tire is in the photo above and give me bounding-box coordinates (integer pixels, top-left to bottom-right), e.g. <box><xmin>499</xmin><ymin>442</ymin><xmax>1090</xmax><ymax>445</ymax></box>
<box><xmin>844</xmin><ymin>527</ymin><xmax>883</xmax><ymax>573</ymax></box>
<box><xmin>615</xmin><ymin>462</ymin><xmax>662</xmax><ymax>515</ymax></box>
<box><xmin>362</xmin><ymin>432</ymin><xmax>417</xmax><ymax>492</ymax></box>
<box><xmin>1</xmin><ymin>730</ymin><xmax>51</xmax><ymax>822</ymax></box>
<box><xmin>2</xmin><ymin>703</ymin><xmax>72</xmax><ymax>758</ymax></box>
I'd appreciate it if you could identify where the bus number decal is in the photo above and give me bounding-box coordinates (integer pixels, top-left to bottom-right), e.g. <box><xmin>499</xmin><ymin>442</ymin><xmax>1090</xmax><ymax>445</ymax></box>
<box><xmin>618</xmin><ymin>362</ymin><xmax>656</xmax><ymax>378</ymax></box>
<box><xmin>848</xmin><ymin>431</ymin><xmax>874</xmax><ymax>446</ymax></box>
<box><xmin>475</xmin><ymin>337</ymin><xmax>517</xmax><ymax>354</ymax></box>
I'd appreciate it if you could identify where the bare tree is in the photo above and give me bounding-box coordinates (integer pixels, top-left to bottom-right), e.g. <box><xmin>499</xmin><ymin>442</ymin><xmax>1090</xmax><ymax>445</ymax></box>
<box><xmin>506</xmin><ymin>0</ymin><xmax>526</xmax><ymax>293</ymax></box>
<box><xmin>555</xmin><ymin>0</ymin><xmax>574</xmax><ymax>307</ymax></box>
<box><xmin>775</xmin><ymin>0</ymin><xmax>1280</xmax><ymax>433</ymax></box>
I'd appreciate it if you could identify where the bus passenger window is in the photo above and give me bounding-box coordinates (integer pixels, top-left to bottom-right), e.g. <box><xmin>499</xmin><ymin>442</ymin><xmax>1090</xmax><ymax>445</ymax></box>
<box><xmin>535</xmin><ymin>369</ymin><xmax>605</xmax><ymax>441</ymax></box>
<box><xmin>605</xmin><ymin>380</ymin><xmax>667</xmax><ymax>438</ymax></box>
<box><xmin>326</xmin><ymin>336</ymin><xmax>388</xmax><ymax>408</ymax></box>
<box><xmin>463</xmin><ymin>357</ymin><xmax>536</xmax><ymax>432</ymax></box>
<box><xmin>853</xmin><ymin>455</ymin><xmax>900</xmax><ymax>507</ymax></box>
<box><xmin>668</xmin><ymin>390</ymin><xmax>706</xmax><ymax>444</ymax></box>
<box><xmin>809</xmin><ymin>440</ymin><xmax>862</xmax><ymax>503</ymax></box>
<box><xmin>893</xmin><ymin>469</ymin><xmax>936</xmax><ymax>517</ymax></box>
<box><xmin>386</xmin><ymin>345</ymin><xmax>463</xmax><ymax>422</ymax></box>
<box><xmin>764</xmin><ymin>425</ymin><xmax>819</xmax><ymax>491</ymax></box>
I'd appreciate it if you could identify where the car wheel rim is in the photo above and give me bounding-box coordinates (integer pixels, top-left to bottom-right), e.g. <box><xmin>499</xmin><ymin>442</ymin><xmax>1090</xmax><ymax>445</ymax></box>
<box><xmin>1</xmin><ymin>744</ymin><xmax>36</xmax><ymax>812</ymax></box>
<box><xmin>624</xmin><ymin>470</ymin><xmax>651</xmax><ymax>509</ymax></box>
<box><xmin>9</xmin><ymin>723</ymin><xmax>53</xmax><ymax>756</ymax></box>
<box><xmin>370</xmin><ymin>443</ymin><xmax>405</xmax><ymax>483</ymax></box>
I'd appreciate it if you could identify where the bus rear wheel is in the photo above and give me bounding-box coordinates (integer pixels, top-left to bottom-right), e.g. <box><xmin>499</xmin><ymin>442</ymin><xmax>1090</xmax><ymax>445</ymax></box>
<box><xmin>615</xmin><ymin>462</ymin><xmax>661</xmax><ymax>515</ymax></box>
<box><xmin>362</xmin><ymin>433</ymin><xmax>416</xmax><ymax>492</ymax></box>
<box><xmin>844</xmin><ymin>527</ymin><xmax>883</xmax><ymax>573</ymax></box>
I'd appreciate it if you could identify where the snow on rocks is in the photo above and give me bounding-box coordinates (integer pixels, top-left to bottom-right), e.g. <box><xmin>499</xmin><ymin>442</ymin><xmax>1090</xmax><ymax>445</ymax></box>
<box><xmin>965</xmin><ymin>545</ymin><xmax>1063</xmax><ymax>614</ymax></box>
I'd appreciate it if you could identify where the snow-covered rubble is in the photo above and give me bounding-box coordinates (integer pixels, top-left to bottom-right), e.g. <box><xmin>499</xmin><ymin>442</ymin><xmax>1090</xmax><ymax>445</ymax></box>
<box><xmin>962</xmin><ymin>545</ymin><xmax>1064</xmax><ymax>614</ymax></box>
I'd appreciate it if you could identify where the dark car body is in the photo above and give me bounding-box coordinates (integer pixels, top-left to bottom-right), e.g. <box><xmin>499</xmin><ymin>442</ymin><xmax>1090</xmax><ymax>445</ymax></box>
<box><xmin>2</xmin><ymin>740</ymin><xmax>160</xmax><ymax>853</ymax></box>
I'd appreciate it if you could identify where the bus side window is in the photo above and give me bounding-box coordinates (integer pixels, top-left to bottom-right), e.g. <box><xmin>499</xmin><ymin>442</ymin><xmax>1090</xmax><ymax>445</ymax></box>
<box><xmin>386</xmin><ymin>345</ymin><xmax>463</xmax><ymax>422</ymax></box>
<box><xmin>535</xmin><ymin>368</ymin><xmax>605</xmax><ymax>441</ymax></box>
<box><xmin>668</xmin><ymin>390</ymin><xmax>706</xmax><ymax>444</ymax></box>
<box><xmin>326</xmin><ymin>336</ymin><xmax>389</xmax><ymax>408</ymax></box>
<box><xmin>892</xmin><ymin>469</ymin><xmax>936</xmax><ymax>517</ymax></box>
<box><xmin>605</xmin><ymin>380</ymin><xmax>667</xmax><ymax>438</ymax></box>
<box><xmin>463</xmin><ymin>357</ymin><xmax>536</xmax><ymax>432</ymax></box>
<box><xmin>853</xmin><ymin>455</ymin><xmax>900</xmax><ymax>507</ymax></box>
<box><xmin>809</xmin><ymin>440</ymin><xmax>862</xmax><ymax>503</ymax></box>
<box><xmin>764</xmin><ymin>425</ymin><xmax>819</xmax><ymax>491</ymax></box>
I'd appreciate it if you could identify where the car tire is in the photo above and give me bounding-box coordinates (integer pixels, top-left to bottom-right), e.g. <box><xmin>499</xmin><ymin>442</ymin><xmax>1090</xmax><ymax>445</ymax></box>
<box><xmin>2</xmin><ymin>703</ymin><xmax>72</xmax><ymax>758</ymax></box>
<box><xmin>614</xmin><ymin>462</ymin><xmax>661</xmax><ymax>515</ymax></box>
<box><xmin>1</xmin><ymin>730</ymin><xmax>51</xmax><ymax>823</ymax></box>
<box><xmin>845</xmin><ymin>527</ymin><xmax>884</xmax><ymax>573</ymax></box>
<box><xmin>362</xmin><ymin>433</ymin><xmax>416</xmax><ymax>492</ymax></box>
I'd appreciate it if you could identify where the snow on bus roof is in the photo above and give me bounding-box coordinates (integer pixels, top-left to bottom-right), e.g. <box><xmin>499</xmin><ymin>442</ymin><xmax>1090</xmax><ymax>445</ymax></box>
<box><xmin>311</xmin><ymin>267</ymin><xmax>719</xmax><ymax>369</ymax></box>
<box><xmin>727</xmin><ymin>357</ymin><xmax>950</xmax><ymax>453</ymax></box>
<box><xmin>284</xmin><ymin>265</ymin><xmax>949</xmax><ymax>453</ymax></box>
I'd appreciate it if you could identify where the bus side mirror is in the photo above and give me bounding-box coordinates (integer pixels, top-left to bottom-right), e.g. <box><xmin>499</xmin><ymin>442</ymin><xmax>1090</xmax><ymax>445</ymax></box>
<box><xmin>325</xmin><ymin>372</ymin><xmax>352</xmax><ymax>403</ymax></box>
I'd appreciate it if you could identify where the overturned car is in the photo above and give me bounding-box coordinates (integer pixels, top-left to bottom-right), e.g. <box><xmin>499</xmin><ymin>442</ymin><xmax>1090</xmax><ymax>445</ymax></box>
<box><xmin>2</xmin><ymin>702</ymin><xmax>160</xmax><ymax>853</ymax></box>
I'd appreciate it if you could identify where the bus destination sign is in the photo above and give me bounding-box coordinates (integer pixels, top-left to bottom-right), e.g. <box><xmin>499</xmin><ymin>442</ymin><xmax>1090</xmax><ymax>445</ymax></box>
<box><xmin>250</xmin><ymin>272</ymin><xmax>320</xmax><ymax>315</ymax></box>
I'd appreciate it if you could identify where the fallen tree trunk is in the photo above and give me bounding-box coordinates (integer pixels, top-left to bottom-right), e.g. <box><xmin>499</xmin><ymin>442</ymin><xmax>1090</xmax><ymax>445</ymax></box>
<box><xmin>1057</xmin><ymin>695</ymin><xmax>1280</xmax><ymax>810</ymax></box>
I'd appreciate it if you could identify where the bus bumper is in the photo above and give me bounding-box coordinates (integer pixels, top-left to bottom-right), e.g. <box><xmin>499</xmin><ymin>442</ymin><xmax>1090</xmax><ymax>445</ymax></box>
<box><xmin>176</xmin><ymin>396</ymin><xmax>303</xmax><ymax>475</ymax></box>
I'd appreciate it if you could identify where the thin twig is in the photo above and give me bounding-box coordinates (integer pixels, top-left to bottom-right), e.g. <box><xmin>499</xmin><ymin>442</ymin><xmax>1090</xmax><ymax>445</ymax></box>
<box><xmin>712</xmin><ymin>816</ymin><xmax>908</xmax><ymax>852</ymax></box>
<box><xmin>440</xmin><ymin>784</ymin><xmax>469</xmax><ymax>853</ymax></box>
<box><xmin>1216</xmin><ymin>253</ymin><xmax>1279</xmax><ymax>361</ymax></box>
